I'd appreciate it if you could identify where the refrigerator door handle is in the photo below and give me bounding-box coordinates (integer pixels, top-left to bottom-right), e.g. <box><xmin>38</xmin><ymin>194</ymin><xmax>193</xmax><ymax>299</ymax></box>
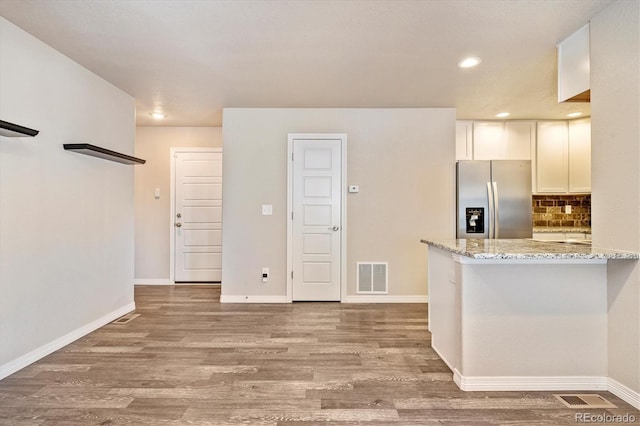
<box><xmin>492</xmin><ymin>181</ymin><xmax>500</xmax><ymax>239</ymax></box>
<box><xmin>486</xmin><ymin>182</ymin><xmax>495</xmax><ymax>238</ymax></box>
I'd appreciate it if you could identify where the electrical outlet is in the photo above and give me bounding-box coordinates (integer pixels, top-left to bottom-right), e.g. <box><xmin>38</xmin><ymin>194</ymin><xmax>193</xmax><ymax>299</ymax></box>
<box><xmin>565</xmin><ymin>205</ymin><xmax>572</xmax><ymax>214</ymax></box>
<box><xmin>262</xmin><ymin>267</ymin><xmax>269</xmax><ymax>283</ymax></box>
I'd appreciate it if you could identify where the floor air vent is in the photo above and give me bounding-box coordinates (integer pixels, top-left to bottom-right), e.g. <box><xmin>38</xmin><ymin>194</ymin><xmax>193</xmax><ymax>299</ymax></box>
<box><xmin>553</xmin><ymin>394</ymin><xmax>617</xmax><ymax>409</ymax></box>
<box><xmin>112</xmin><ymin>312</ymin><xmax>140</xmax><ymax>325</ymax></box>
<box><xmin>357</xmin><ymin>262</ymin><xmax>388</xmax><ymax>294</ymax></box>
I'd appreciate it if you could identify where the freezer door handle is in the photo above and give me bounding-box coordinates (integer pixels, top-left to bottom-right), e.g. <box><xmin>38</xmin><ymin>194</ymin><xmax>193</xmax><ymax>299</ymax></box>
<box><xmin>486</xmin><ymin>182</ymin><xmax>495</xmax><ymax>238</ymax></box>
<box><xmin>492</xmin><ymin>181</ymin><xmax>500</xmax><ymax>239</ymax></box>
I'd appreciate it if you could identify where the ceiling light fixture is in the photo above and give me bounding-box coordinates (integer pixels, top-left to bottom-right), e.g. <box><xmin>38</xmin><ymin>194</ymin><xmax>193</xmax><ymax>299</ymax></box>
<box><xmin>458</xmin><ymin>57</ymin><xmax>481</xmax><ymax>69</ymax></box>
<box><xmin>566</xmin><ymin>112</ymin><xmax>583</xmax><ymax>118</ymax></box>
<box><xmin>495</xmin><ymin>112</ymin><xmax>510</xmax><ymax>118</ymax></box>
<box><xmin>149</xmin><ymin>112</ymin><xmax>166</xmax><ymax>120</ymax></box>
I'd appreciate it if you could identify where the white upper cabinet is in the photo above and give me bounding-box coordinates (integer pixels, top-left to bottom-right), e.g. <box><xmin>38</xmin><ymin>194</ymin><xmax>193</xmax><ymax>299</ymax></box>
<box><xmin>473</xmin><ymin>122</ymin><xmax>505</xmax><ymax>160</ymax></box>
<box><xmin>455</xmin><ymin>121</ymin><xmax>473</xmax><ymax>161</ymax></box>
<box><xmin>536</xmin><ymin>119</ymin><xmax>591</xmax><ymax>194</ymax></box>
<box><xmin>568</xmin><ymin>118</ymin><xmax>591</xmax><ymax>193</ymax></box>
<box><xmin>455</xmin><ymin>119</ymin><xmax>589</xmax><ymax>194</ymax></box>
<box><xmin>557</xmin><ymin>23</ymin><xmax>590</xmax><ymax>102</ymax></box>
<box><xmin>504</xmin><ymin>121</ymin><xmax>535</xmax><ymax>160</ymax></box>
<box><xmin>537</xmin><ymin>122</ymin><xmax>569</xmax><ymax>193</ymax></box>
<box><xmin>468</xmin><ymin>121</ymin><xmax>534</xmax><ymax>161</ymax></box>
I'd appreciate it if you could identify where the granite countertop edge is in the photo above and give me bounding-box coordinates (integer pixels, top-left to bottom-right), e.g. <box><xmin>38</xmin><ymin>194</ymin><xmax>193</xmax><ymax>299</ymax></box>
<box><xmin>420</xmin><ymin>239</ymin><xmax>639</xmax><ymax>260</ymax></box>
<box><xmin>533</xmin><ymin>227</ymin><xmax>592</xmax><ymax>234</ymax></box>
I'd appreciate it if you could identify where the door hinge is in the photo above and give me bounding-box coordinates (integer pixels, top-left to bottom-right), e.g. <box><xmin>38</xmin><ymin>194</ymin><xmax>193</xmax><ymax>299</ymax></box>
<box><xmin>291</xmin><ymin>271</ymin><xmax>293</xmax><ymax>279</ymax></box>
<box><xmin>291</xmin><ymin>152</ymin><xmax>294</xmax><ymax>161</ymax></box>
<box><xmin>291</xmin><ymin>211</ymin><xmax>293</xmax><ymax>220</ymax></box>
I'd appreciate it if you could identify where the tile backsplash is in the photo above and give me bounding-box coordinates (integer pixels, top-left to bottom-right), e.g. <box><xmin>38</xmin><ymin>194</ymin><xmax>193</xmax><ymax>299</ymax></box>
<box><xmin>532</xmin><ymin>194</ymin><xmax>591</xmax><ymax>228</ymax></box>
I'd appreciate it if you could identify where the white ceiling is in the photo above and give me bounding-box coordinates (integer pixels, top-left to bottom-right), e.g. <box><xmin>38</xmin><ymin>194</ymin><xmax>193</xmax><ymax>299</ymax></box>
<box><xmin>0</xmin><ymin>0</ymin><xmax>610</xmax><ymax>127</ymax></box>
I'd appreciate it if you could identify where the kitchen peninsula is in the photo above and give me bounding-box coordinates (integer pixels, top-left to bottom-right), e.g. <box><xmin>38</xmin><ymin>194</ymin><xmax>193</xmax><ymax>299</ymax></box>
<box><xmin>421</xmin><ymin>238</ymin><xmax>638</xmax><ymax>392</ymax></box>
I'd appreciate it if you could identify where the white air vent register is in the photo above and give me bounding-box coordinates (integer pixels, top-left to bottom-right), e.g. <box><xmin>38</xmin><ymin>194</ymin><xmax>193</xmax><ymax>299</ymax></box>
<box><xmin>357</xmin><ymin>262</ymin><xmax>388</xmax><ymax>294</ymax></box>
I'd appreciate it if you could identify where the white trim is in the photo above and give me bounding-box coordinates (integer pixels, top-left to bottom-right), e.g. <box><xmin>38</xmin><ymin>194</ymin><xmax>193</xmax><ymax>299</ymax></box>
<box><xmin>220</xmin><ymin>295</ymin><xmax>288</xmax><ymax>303</ymax></box>
<box><xmin>457</xmin><ymin>374</ymin><xmax>640</xmax><ymax>407</ymax></box>
<box><xmin>342</xmin><ymin>295</ymin><xmax>429</xmax><ymax>304</ymax></box>
<box><xmin>453</xmin><ymin>370</ymin><xmax>608</xmax><ymax>391</ymax></box>
<box><xmin>608</xmin><ymin>377</ymin><xmax>640</xmax><ymax>410</ymax></box>
<box><xmin>286</xmin><ymin>133</ymin><xmax>347</xmax><ymax>303</ymax></box>
<box><xmin>170</xmin><ymin>147</ymin><xmax>223</xmax><ymax>283</ymax></box>
<box><xmin>0</xmin><ymin>302</ymin><xmax>136</xmax><ymax>380</ymax></box>
<box><xmin>134</xmin><ymin>278</ymin><xmax>173</xmax><ymax>285</ymax></box>
<box><xmin>286</xmin><ymin>138</ymin><xmax>292</xmax><ymax>303</ymax></box>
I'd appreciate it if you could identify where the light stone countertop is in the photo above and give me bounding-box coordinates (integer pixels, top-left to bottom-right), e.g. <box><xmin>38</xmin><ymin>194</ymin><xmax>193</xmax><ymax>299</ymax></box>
<box><xmin>532</xmin><ymin>227</ymin><xmax>591</xmax><ymax>234</ymax></box>
<box><xmin>420</xmin><ymin>238</ymin><xmax>639</xmax><ymax>260</ymax></box>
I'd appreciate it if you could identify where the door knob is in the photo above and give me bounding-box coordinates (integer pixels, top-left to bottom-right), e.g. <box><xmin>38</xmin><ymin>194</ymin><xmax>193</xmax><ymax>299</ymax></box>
<box><xmin>176</xmin><ymin>213</ymin><xmax>182</xmax><ymax>218</ymax></box>
<box><xmin>329</xmin><ymin>226</ymin><xmax>340</xmax><ymax>231</ymax></box>
<box><xmin>175</xmin><ymin>222</ymin><xmax>182</xmax><ymax>227</ymax></box>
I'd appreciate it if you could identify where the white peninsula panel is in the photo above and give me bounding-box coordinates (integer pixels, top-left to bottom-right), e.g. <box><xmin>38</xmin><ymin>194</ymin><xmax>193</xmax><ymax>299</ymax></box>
<box><xmin>422</xmin><ymin>239</ymin><xmax>638</xmax><ymax>393</ymax></box>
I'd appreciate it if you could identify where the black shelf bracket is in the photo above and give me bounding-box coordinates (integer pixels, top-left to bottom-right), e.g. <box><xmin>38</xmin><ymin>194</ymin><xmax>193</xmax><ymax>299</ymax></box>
<box><xmin>63</xmin><ymin>143</ymin><xmax>146</xmax><ymax>165</ymax></box>
<box><xmin>0</xmin><ymin>120</ymin><xmax>39</xmax><ymax>137</ymax></box>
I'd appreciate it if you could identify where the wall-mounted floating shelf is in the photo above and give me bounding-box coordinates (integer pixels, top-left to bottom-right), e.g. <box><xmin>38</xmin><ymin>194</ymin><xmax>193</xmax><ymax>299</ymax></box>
<box><xmin>63</xmin><ymin>143</ymin><xmax>146</xmax><ymax>165</ymax></box>
<box><xmin>0</xmin><ymin>120</ymin><xmax>39</xmax><ymax>137</ymax></box>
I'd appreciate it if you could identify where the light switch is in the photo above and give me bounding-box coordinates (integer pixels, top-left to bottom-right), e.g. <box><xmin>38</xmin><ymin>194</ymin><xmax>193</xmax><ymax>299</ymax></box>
<box><xmin>154</xmin><ymin>188</ymin><xmax>160</xmax><ymax>199</ymax></box>
<box><xmin>565</xmin><ymin>205</ymin><xmax>572</xmax><ymax>214</ymax></box>
<box><xmin>262</xmin><ymin>204</ymin><xmax>273</xmax><ymax>215</ymax></box>
<box><xmin>348</xmin><ymin>185</ymin><xmax>359</xmax><ymax>193</ymax></box>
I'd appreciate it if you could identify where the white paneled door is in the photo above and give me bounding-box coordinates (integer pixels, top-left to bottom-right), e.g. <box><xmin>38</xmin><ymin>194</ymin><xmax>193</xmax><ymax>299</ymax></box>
<box><xmin>292</xmin><ymin>138</ymin><xmax>342</xmax><ymax>301</ymax></box>
<box><xmin>174</xmin><ymin>150</ymin><xmax>222</xmax><ymax>282</ymax></box>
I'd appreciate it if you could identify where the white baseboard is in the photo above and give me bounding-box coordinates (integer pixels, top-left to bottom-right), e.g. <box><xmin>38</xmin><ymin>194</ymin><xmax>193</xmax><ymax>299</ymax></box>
<box><xmin>608</xmin><ymin>377</ymin><xmax>640</xmax><ymax>410</ymax></box>
<box><xmin>221</xmin><ymin>294</ymin><xmax>428</xmax><ymax>304</ymax></box>
<box><xmin>342</xmin><ymin>295</ymin><xmax>428</xmax><ymax>303</ymax></box>
<box><xmin>220</xmin><ymin>295</ymin><xmax>289</xmax><ymax>303</ymax></box>
<box><xmin>134</xmin><ymin>279</ymin><xmax>172</xmax><ymax>285</ymax></box>
<box><xmin>0</xmin><ymin>302</ymin><xmax>135</xmax><ymax>380</ymax></box>
<box><xmin>453</xmin><ymin>369</ymin><xmax>608</xmax><ymax>391</ymax></box>
<box><xmin>451</xmin><ymin>371</ymin><xmax>639</xmax><ymax>409</ymax></box>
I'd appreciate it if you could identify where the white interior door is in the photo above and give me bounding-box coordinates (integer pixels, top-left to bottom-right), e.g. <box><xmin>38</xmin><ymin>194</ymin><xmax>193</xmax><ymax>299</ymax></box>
<box><xmin>174</xmin><ymin>150</ymin><xmax>222</xmax><ymax>282</ymax></box>
<box><xmin>292</xmin><ymin>139</ymin><xmax>342</xmax><ymax>301</ymax></box>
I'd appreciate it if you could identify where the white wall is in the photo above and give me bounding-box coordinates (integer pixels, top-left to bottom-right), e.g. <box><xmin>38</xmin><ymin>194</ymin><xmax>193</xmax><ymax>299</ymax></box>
<box><xmin>221</xmin><ymin>108</ymin><xmax>455</xmax><ymax>301</ymax></box>
<box><xmin>591</xmin><ymin>0</ymin><xmax>640</xmax><ymax>401</ymax></box>
<box><xmin>0</xmin><ymin>18</ymin><xmax>135</xmax><ymax>377</ymax></box>
<box><xmin>134</xmin><ymin>127</ymin><xmax>221</xmax><ymax>282</ymax></box>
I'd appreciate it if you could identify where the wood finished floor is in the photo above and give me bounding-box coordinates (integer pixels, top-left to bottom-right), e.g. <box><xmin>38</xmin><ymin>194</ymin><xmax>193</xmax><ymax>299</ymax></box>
<box><xmin>0</xmin><ymin>285</ymin><xmax>636</xmax><ymax>425</ymax></box>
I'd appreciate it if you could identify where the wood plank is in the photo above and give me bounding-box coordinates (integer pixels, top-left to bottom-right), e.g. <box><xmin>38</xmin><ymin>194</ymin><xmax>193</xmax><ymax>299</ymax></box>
<box><xmin>0</xmin><ymin>285</ymin><xmax>636</xmax><ymax>425</ymax></box>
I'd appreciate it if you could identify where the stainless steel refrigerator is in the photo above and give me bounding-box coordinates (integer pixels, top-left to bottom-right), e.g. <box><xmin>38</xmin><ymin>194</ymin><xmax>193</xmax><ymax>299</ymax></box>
<box><xmin>456</xmin><ymin>160</ymin><xmax>532</xmax><ymax>239</ymax></box>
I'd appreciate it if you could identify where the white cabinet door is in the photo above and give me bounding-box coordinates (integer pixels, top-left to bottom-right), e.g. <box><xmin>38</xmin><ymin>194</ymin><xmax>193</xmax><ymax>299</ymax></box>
<box><xmin>566</xmin><ymin>233</ymin><xmax>589</xmax><ymax>240</ymax></box>
<box><xmin>568</xmin><ymin>118</ymin><xmax>591</xmax><ymax>193</ymax></box>
<box><xmin>557</xmin><ymin>24</ymin><xmax>590</xmax><ymax>102</ymax></box>
<box><xmin>536</xmin><ymin>122</ymin><xmax>569</xmax><ymax>193</ymax></box>
<box><xmin>455</xmin><ymin>121</ymin><xmax>473</xmax><ymax>161</ymax></box>
<box><xmin>532</xmin><ymin>232</ymin><xmax>567</xmax><ymax>241</ymax></box>
<box><xmin>504</xmin><ymin>121</ymin><xmax>535</xmax><ymax>160</ymax></box>
<box><xmin>473</xmin><ymin>122</ymin><xmax>505</xmax><ymax>160</ymax></box>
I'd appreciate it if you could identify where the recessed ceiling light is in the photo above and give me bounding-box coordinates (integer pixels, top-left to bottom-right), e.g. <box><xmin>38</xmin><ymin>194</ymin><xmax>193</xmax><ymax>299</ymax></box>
<box><xmin>149</xmin><ymin>112</ymin><xmax>166</xmax><ymax>119</ymax></box>
<box><xmin>495</xmin><ymin>112</ymin><xmax>510</xmax><ymax>118</ymax></box>
<box><xmin>458</xmin><ymin>57</ymin><xmax>481</xmax><ymax>69</ymax></box>
<box><xmin>567</xmin><ymin>112</ymin><xmax>582</xmax><ymax>118</ymax></box>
